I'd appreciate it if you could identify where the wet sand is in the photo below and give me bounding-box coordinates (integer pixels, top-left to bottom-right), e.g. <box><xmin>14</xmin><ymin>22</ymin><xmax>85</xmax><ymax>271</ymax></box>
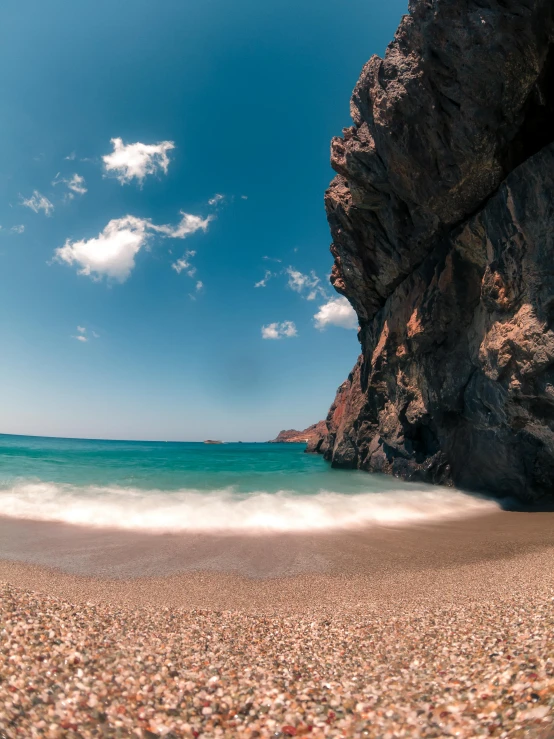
<box><xmin>0</xmin><ymin>509</ymin><xmax>553</xmax><ymax>613</ymax></box>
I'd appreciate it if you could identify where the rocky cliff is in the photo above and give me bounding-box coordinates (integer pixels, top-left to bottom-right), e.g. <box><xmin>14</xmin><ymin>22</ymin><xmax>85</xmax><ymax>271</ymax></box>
<box><xmin>316</xmin><ymin>0</ymin><xmax>554</xmax><ymax>501</ymax></box>
<box><xmin>269</xmin><ymin>422</ymin><xmax>327</xmax><ymax>444</ymax></box>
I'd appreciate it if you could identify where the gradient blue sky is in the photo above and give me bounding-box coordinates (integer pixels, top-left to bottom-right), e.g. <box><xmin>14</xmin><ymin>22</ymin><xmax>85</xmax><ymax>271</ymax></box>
<box><xmin>0</xmin><ymin>0</ymin><xmax>407</xmax><ymax>441</ymax></box>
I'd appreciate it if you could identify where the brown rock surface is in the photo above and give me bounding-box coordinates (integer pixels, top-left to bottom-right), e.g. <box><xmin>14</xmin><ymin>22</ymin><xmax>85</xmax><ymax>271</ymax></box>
<box><xmin>269</xmin><ymin>421</ymin><xmax>327</xmax><ymax>446</ymax></box>
<box><xmin>318</xmin><ymin>0</ymin><xmax>554</xmax><ymax>502</ymax></box>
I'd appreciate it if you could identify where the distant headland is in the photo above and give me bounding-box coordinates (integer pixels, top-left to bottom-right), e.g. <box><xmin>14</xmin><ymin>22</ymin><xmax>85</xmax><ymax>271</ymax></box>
<box><xmin>268</xmin><ymin>421</ymin><xmax>327</xmax><ymax>446</ymax></box>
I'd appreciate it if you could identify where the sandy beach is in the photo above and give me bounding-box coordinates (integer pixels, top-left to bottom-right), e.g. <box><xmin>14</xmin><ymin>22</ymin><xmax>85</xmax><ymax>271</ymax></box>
<box><xmin>1</xmin><ymin>511</ymin><xmax>554</xmax><ymax>737</ymax></box>
<box><xmin>0</xmin><ymin>509</ymin><xmax>554</xmax><ymax>611</ymax></box>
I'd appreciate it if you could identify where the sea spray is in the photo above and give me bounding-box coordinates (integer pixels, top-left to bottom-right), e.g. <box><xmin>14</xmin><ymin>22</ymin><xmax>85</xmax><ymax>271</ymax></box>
<box><xmin>0</xmin><ymin>479</ymin><xmax>500</xmax><ymax>533</ymax></box>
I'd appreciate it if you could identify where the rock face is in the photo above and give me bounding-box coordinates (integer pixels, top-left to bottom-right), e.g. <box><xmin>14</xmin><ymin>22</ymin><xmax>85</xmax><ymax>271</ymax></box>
<box><xmin>318</xmin><ymin>0</ymin><xmax>554</xmax><ymax>501</ymax></box>
<box><xmin>269</xmin><ymin>422</ymin><xmax>328</xmax><ymax>445</ymax></box>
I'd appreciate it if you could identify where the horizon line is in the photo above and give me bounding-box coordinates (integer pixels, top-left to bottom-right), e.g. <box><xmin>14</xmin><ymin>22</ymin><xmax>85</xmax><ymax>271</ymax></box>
<box><xmin>0</xmin><ymin>431</ymin><xmax>281</xmax><ymax>445</ymax></box>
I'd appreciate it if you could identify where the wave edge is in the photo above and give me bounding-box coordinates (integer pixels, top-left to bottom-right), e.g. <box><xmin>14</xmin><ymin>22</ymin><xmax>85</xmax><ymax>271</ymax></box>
<box><xmin>0</xmin><ymin>479</ymin><xmax>502</xmax><ymax>533</ymax></box>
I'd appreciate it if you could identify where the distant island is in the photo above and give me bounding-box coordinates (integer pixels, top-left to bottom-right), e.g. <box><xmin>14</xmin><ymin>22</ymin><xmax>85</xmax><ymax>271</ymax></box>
<box><xmin>268</xmin><ymin>421</ymin><xmax>327</xmax><ymax>445</ymax></box>
<box><xmin>203</xmin><ymin>440</ymin><xmax>223</xmax><ymax>445</ymax></box>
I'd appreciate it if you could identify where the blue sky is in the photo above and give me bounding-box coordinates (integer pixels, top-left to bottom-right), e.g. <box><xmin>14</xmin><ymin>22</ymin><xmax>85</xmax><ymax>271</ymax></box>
<box><xmin>0</xmin><ymin>0</ymin><xmax>407</xmax><ymax>441</ymax></box>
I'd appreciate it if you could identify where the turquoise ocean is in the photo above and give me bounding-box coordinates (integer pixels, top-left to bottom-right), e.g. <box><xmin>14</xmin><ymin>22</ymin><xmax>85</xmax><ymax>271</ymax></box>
<box><xmin>0</xmin><ymin>434</ymin><xmax>500</xmax><ymax>532</ymax></box>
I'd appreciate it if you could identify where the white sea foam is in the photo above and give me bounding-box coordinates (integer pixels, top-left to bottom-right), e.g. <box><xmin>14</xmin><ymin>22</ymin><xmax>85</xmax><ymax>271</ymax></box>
<box><xmin>0</xmin><ymin>480</ymin><xmax>501</xmax><ymax>533</ymax></box>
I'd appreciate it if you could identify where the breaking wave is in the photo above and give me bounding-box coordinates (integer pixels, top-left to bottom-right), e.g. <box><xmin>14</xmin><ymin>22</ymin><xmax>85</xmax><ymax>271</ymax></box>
<box><xmin>0</xmin><ymin>479</ymin><xmax>502</xmax><ymax>533</ymax></box>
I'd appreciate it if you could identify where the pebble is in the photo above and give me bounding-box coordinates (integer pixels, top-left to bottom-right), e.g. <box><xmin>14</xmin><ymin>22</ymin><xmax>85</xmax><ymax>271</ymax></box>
<box><xmin>0</xmin><ymin>583</ymin><xmax>553</xmax><ymax>737</ymax></box>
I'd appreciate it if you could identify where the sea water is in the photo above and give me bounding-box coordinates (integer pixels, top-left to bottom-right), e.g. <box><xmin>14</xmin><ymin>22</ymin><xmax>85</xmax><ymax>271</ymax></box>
<box><xmin>0</xmin><ymin>434</ymin><xmax>500</xmax><ymax>533</ymax></box>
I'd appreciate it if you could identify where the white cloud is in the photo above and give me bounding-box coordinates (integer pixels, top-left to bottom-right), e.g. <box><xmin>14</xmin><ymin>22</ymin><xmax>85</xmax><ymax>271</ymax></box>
<box><xmin>172</xmin><ymin>257</ymin><xmax>190</xmax><ymax>274</ymax></box>
<box><xmin>286</xmin><ymin>267</ymin><xmax>326</xmax><ymax>300</ymax></box>
<box><xmin>261</xmin><ymin>321</ymin><xmax>297</xmax><ymax>340</ymax></box>
<box><xmin>314</xmin><ymin>297</ymin><xmax>358</xmax><ymax>330</ymax></box>
<box><xmin>255</xmin><ymin>270</ymin><xmax>274</xmax><ymax>288</ymax></box>
<box><xmin>56</xmin><ymin>210</ymin><xmax>211</xmax><ymax>282</ymax></box>
<box><xmin>103</xmin><ymin>138</ymin><xmax>175</xmax><ymax>185</ymax></box>
<box><xmin>56</xmin><ymin>215</ymin><xmax>150</xmax><ymax>282</ymax></box>
<box><xmin>188</xmin><ymin>279</ymin><xmax>203</xmax><ymax>300</ymax></box>
<box><xmin>68</xmin><ymin>174</ymin><xmax>87</xmax><ymax>195</ymax></box>
<box><xmin>21</xmin><ymin>191</ymin><xmax>54</xmax><ymax>216</ymax></box>
<box><xmin>208</xmin><ymin>193</ymin><xmax>224</xmax><ymax>206</ymax></box>
<box><xmin>53</xmin><ymin>173</ymin><xmax>87</xmax><ymax>199</ymax></box>
<box><xmin>241</xmin><ymin>195</ymin><xmax>248</xmax><ymax>200</ymax></box>
<box><xmin>254</xmin><ymin>264</ymin><xmax>328</xmax><ymax>298</ymax></box>
<box><xmin>10</xmin><ymin>225</ymin><xmax>25</xmax><ymax>234</ymax></box>
<box><xmin>65</xmin><ymin>152</ymin><xmax>76</xmax><ymax>161</ymax></box>
<box><xmin>153</xmin><ymin>212</ymin><xmax>211</xmax><ymax>239</ymax></box>
<box><xmin>74</xmin><ymin>326</ymin><xmax>99</xmax><ymax>339</ymax></box>
<box><xmin>172</xmin><ymin>249</ymin><xmax>197</xmax><ymax>275</ymax></box>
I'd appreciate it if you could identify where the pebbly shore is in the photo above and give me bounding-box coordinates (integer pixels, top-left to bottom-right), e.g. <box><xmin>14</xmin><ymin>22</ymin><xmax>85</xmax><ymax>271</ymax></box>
<box><xmin>1</xmin><ymin>581</ymin><xmax>553</xmax><ymax>738</ymax></box>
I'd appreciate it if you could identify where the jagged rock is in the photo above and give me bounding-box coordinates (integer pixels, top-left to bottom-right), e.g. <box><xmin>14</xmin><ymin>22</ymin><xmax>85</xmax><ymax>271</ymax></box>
<box><xmin>318</xmin><ymin>0</ymin><xmax>554</xmax><ymax>502</ymax></box>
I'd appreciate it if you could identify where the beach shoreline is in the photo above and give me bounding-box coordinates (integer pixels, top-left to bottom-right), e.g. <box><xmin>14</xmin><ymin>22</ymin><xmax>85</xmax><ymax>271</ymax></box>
<box><xmin>1</xmin><ymin>509</ymin><xmax>553</xmax><ymax>613</ymax></box>
<box><xmin>2</xmin><ymin>511</ymin><xmax>554</xmax><ymax>737</ymax></box>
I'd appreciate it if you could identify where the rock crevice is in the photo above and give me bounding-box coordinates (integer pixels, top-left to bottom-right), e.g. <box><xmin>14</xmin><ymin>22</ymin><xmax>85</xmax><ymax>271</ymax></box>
<box><xmin>317</xmin><ymin>0</ymin><xmax>554</xmax><ymax>501</ymax></box>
